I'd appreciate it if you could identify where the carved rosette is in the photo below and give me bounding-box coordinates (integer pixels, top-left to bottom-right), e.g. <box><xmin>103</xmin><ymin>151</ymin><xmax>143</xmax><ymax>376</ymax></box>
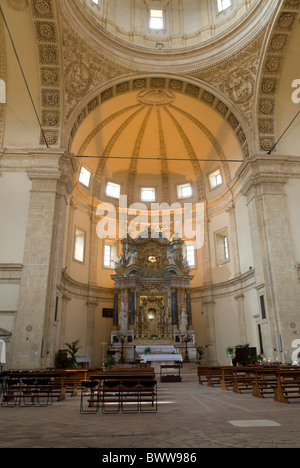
<box><xmin>257</xmin><ymin>1</ymin><xmax>300</xmax><ymax>152</ymax></box>
<box><xmin>30</xmin><ymin>0</ymin><xmax>61</xmax><ymax>147</ymax></box>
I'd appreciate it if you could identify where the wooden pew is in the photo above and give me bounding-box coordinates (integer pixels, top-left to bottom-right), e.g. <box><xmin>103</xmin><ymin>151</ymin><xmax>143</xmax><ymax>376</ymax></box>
<box><xmin>198</xmin><ymin>366</ymin><xmax>233</xmax><ymax>387</ymax></box>
<box><xmin>5</xmin><ymin>369</ymin><xmax>89</xmax><ymax>402</ymax></box>
<box><xmin>220</xmin><ymin>367</ymin><xmax>236</xmax><ymax>390</ymax></box>
<box><xmin>274</xmin><ymin>370</ymin><xmax>300</xmax><ymax>404</ymax></box>
<box><xmin>252</xmin><ymin>369</ymin><xmax>279</xmax><ymax>398</ymax></box>
<box><xmin>84</xmin><ymin>367</ymin><xmax>157</xmax><ymax>413</ymax></box>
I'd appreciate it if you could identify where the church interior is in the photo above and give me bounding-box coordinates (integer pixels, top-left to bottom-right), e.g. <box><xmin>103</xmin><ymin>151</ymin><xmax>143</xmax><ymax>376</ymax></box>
<box><xmin>1</xmin><ymin>0</ymin><xmax>300</xmax><ymax>449</ymax></box>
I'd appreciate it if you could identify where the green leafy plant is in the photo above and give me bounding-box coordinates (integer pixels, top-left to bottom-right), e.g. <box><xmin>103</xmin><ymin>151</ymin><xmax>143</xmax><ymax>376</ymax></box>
<box><xmin>226</xmin><ymin>346</ymin><xmax>235</xmax><ymax>357</ymax></box>
<box><xmin>144</xmin><ymin>347</ymin><xmax>152</xmax><ymax>355</ymax></box>
<box><xmin>65</xmin><ymin>339</ymin><xmax>81</xmax><ymax>369</ymax></box>
<box><xmin>196</xmin><ymin>346</ymin><xmax>205</xmax><ymax>364</ymax></box>
<box><xmin>250</xmin><ymin>354</ymin><xmax>263</xmax><ymax>364</ymax></box>
<box><xmin>105</xmin><ymin>354</ymin><xmax>116</xmax><ymax>369</ymax></box>
<box><xmin>150</xmin><ymin>334</ymin><xmax>158</xmax><ymax>340</ymax></box>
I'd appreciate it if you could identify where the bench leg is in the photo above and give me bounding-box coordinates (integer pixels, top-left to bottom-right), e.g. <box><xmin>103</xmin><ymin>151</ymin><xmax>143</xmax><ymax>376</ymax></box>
<box><xmin>274</xmin><ymin>386</ymin><xmax>289</xmax><ymax>404</ymax></box>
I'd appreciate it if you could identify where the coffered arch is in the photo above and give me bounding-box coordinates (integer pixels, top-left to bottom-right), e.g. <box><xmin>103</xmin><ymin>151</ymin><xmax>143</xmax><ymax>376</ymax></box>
<box><xmin>255</xmin><ymin>0</ymin><xmax>300</xmax><ymax>154</ymax></box>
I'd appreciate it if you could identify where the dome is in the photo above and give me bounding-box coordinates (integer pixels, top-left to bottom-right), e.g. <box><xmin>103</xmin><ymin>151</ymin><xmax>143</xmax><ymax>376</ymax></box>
<box><xmin>62</xmin><ymin>0</ymin><xmax>277</xmax><ymax>72</ymax></box>
<box><xmin>70</xmin><ymin>77</ymin><xmax>245</xmax><ymax>207</ymax></box>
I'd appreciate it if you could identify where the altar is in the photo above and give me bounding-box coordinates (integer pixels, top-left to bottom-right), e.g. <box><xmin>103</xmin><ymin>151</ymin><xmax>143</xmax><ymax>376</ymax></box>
<box><xmin>143</xmin><ymin>354</ymin><xmax>183</xmax><ymax>363</ymax></box>
<box><xmin>109</xmin><ymin>228</ymin><xmax>196</xmax><ymax>363</ymax></box>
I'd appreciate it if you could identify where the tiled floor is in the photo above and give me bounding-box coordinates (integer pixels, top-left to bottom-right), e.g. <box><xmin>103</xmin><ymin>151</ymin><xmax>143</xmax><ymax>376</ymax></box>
<box><xmin>1</xmin><ymin>364</ymin><xmax>300</xmax><ymax>448</ymax></box>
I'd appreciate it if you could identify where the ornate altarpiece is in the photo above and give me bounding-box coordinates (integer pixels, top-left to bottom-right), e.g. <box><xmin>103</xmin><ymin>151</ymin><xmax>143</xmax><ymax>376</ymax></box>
<box><xmin>110</xmin><ymin>229</ymin><xmax>196</xmax><ymax>362</ymax></box>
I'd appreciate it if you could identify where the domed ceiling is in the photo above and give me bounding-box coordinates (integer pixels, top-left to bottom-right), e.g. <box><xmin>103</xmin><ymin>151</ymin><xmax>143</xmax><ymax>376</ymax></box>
<box><xmin>61</xmin><ymin>0</ymin><xmax>277</xmax><ymax>72</ymax></box>
<box><xmin>70</xmin><ymin>77</ymin><xmax>244</xmax><ymax>206</ymax></box>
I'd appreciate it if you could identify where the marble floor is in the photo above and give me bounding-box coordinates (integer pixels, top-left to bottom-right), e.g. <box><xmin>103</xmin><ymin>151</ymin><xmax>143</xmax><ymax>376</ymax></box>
<box><xmin>1</xmin><ymin>363</ymin><xmax>300</xmax><ymax>449</ymax></box>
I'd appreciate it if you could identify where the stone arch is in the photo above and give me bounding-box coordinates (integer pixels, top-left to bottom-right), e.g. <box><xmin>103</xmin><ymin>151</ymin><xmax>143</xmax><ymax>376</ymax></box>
<box><xmin>256</xmin><ymin>1</ymin><xmax>300</xmax><ymax>153</ymax></box>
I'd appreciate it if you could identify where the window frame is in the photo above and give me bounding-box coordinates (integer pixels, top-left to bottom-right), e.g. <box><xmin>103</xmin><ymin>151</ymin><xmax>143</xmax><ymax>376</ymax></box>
<box><xmin>149</xmin><ymin>8</ymin><xmax>164</xmax><ymax>30</ymax></box>
<box><xmin>103</xmin><ymin>240</ymin><xmax>119</xmax><ymax>270</ymax></box>
<box><xmin>214</xmin><ymin>228</ymin><xmax>230</xmax><ymax>266</ymax></box>
<box><xmin>79</xmin><ymin>165</ymin><xmax>92</xmax><ymax>189</ymax></box>
<box><xmin>208</xmin><ymin>168</ymin><xmax>223</xmax><ymax>191</ymax></box>
<box><xmin>217</xmin><ymin>0</ymin><xmax>232</xmax><ymax>13</ymax></box>
<box><xmin>73</xmin><ymin>227</ymin><xmax>86</xmax><ymax>264</ymax></box>
<box><xmin>106</xmin><ymin>181</ymin><xmax>121</xmax><ymax>200</ymax></box>
<box><xmin>177</xmin><ymin>182</ymin><xmax>193</xmax><ymax>200</ymax></box>
<box><xmin>141</xmin><ymin>186</ymin><xmax>156</xmax><ymax>203</ymax></box>
<box><xmin>185</xmin><ymin>242</ymin><xmax>196</xmax><ymax>269</ymax></box>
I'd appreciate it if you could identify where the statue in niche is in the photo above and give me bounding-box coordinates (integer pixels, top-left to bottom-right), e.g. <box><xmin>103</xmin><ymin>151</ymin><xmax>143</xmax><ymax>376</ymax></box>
<box><xmin>128</xmin><ymin>251</ymin><xmax>138</xmax><ymax>266</ymax></box>
<box><xmin>167</xmin><ymin>250</ymin><xmax>176</xmax><ymax>265</ymax></box>
<box><xmin>180</xmin><ymin>309</ymin><xmax>188</xmax><ymax>334</ymax></box>
<box><xmin>119</xmin><ymin>307</ymin><xmax>128</xmax><ymax>333</ymax></box>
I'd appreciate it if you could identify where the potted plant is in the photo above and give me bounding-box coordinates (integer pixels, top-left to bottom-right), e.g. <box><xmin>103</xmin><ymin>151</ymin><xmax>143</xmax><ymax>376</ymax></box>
<box><xmin>226</xmin><ymin>346</ymin><xmax>235</xmax><ymax>358</ymax></box>
<box><xmin>251</xmin><ymin>354</ymin><xmax>263</xmax><ymax>365</ymax></box>
<box><xmin>65</xmin><ymin>339</ymin><xmax>81</xmax><ymax>369</ymax></box>
<box><xmin>144</xmin><ymin>347</ymin><xmax>152</xmax><ymax>355</ymax></box>
<box><xmin>105</xmin><ymin>354</ymin><xmax>116</xmax><ymax>369</ymax></box>
<box><xmin>196</xmin><ymin>346</ymin><xmax>205</xmax><ymax>364</ymax></box>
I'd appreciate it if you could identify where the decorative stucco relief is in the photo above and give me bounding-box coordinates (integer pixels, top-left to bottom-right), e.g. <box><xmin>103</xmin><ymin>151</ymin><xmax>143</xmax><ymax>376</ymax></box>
<box><xmin>192</xmin><ymin>35</ymin><xmax>264</xmax><ymax>127</ymax></box>
<box><xmin>61</xmin><ymin>20</ymin><xmax>130</xmax><ymax>120</ymax></box>
<box><xmin>257</xmin><ymin>0</ymin><xmax>300</xmax><ymax>153</ymax></box>
<box><xmin>29</xmin><ymin>0</ymin><xmax>61</xmax><ymax>147</ymax></box>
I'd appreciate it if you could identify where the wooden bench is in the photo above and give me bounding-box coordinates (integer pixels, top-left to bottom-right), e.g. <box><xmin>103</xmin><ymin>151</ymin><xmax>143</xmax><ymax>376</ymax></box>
<box><xmin>274</xmin><ymin>370</ymin><xmax>300</xmax><ymax>404</ymax></box>
<box><xmin>82</xmin><ymin>371</ymin><xmax>157</xmax><ymax>414</ymax></box>
<box><xmin>198</xmin><ymin>366</ymin><xmax>233</xmax><ymax>387</ymax></box>
<box><xmin>3</xmin><ymin>369</ymin><xmax>89</xmax><ymax>403</ymax></box>
<box><xmin>160</xmin><ymin>365</ymin><xmax>181</xmax><ymax>382</ymax></box>
<box><xmin>252</xmin><ymin>369</ymin><xmax>279</xmax><ymax>398</ymax></box>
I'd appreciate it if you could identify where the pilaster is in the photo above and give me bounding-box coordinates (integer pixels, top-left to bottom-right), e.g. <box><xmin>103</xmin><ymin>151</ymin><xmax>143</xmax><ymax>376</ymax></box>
<box><xmin>10</xmin><ymin>151</ymin><xmax>75</xmax><ymax>370</ymax></box>
<box><xmin>240</xmin><ymin>155</ymin><xmax>300</xmax><ymax>362</ymax></box>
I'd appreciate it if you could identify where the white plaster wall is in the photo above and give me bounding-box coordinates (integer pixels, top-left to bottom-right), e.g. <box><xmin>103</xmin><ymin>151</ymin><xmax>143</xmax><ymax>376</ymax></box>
<box><xmin>0</xmin><ymin>284</ymin><xmax>19</xmax><ymax>311</ymax></box>
<box><xmin>64</xmin><ymin>298</ymin><xmax>87</xmax><ymax>350</ymax></box>
<box><xmin>0</xmin><ymin>172</ymin><xmax>31</xmax><ymax>264</ymax></box>
<box><xmin>63</xmin><ymin>297</ymin><xmax>114</xmax><ymax>366</ymax></box>
<box><xmin>0</xmin><ymin>311</ymin><xmax>14</xmax><ymax>333</ymax></box>
<box><xmin>214</xmin><ymin>295</ymin><xmax>240</xmax><ymax>365</ymax></box>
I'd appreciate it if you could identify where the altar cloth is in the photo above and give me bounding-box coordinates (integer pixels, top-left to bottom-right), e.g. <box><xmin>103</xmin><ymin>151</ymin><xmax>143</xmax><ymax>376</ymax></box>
<box><xmin>144</xmin><ymin>354</ymin><xmax>183</xmax><ymax>363</ymax></box>
<box><xmin>0</xmin><ymin>339</ymin><xmax>6</xmax><ymax>364</ymax></box>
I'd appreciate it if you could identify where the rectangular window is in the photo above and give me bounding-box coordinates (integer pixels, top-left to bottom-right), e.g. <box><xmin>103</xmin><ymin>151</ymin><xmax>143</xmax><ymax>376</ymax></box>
<box><xmin>79</xmin><ymin>166</ymin><xmax>91</xmax><ymax>188</ymax></box>
<box><xmin>74</xmin><ymin>228</ymin><xmax>85</xmax><ymax>263</ymax></box>
<box><xmin>141</xmin><ymin>187</ymin><xmax>156</xmax><ymax>202</ymax></box>
<box><xmin>217</xmin><ymin>0</ymin><xmax>232</xmax><ymax>12</ymax></box>
<box><xmin>104</xmin><ymin>244</ymin><xmax>112</xmax><ymax>268</ymax></box>
<box><xmin>186</xmin><ymin>243</ymin><xmax>195</xmax><ymax>268</ymax></box>
<box><xmin>209</xmin><ymin>169</ymin><xmax>223</xmax><ymax>190</ymax></box>
<box><xmin>215</xmin><ymin>228</ymin><xmax>229</xmax><ymax>265</ymax></box>
<box><xmin>150</xmin><ymin>9</ymin><xmax>164</xmax><ymax>30</ymax></box>
<box><xmin>104</xmin><ymin>242</ymin><xmax>118</xmax><ymax>268</ymax></box>
<box><xmin>177</xmin><ymin>183</ymin><xmax>192</xmax><ymax>199</ymax></box>
<box><xmin>106</xmin><ymin>182</ymin><xmax>121</xmax><ymax>199</ymax></box>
